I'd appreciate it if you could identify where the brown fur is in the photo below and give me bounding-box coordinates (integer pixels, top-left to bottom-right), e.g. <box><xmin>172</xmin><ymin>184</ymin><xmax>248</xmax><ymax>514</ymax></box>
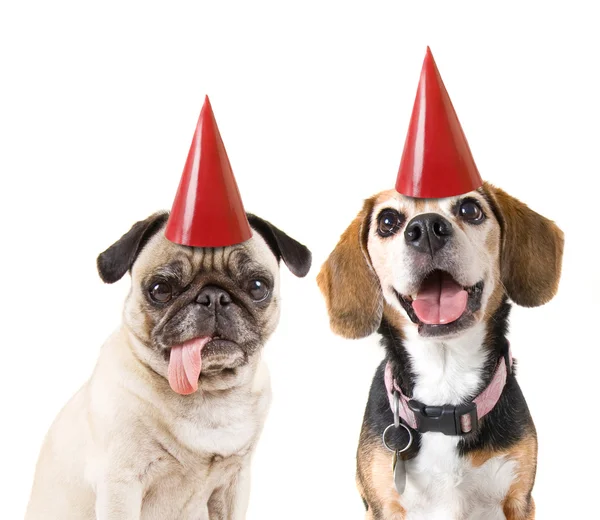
<box><xmin>316</xmin><ymin>197</ymin><xmax>383</xmax><ymax>339</ymax></box>
<box><xmin>483</xmin><ymin>182</ymin><xmax>564</xmax><ymax>307</ymax></box>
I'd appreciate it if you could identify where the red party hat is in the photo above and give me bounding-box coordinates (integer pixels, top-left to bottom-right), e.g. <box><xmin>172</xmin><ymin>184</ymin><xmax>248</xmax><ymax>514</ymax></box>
<box><xmin>395</xmin><ymin>47</ymin><xmax>483</xmax><ymax>198</ymax></box>
<box><xmin>165</xmin><ymin>96</ymin><xmax>252</xmax><ymax>247</ymax></box>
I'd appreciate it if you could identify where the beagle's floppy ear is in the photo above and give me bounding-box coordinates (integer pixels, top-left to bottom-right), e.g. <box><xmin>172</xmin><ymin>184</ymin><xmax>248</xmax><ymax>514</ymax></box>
<box><xmin>317</xmin><ymin>197</ymin><xmax>383</xmax><ymax>338</ymax></box>
<box><xmin>483</xmin><ymin>182</ymin><xmax>564</xmax><ymax>307</ymax></box>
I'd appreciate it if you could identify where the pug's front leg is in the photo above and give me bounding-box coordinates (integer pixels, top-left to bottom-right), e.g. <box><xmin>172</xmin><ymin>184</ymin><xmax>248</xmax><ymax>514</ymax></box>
<box><xmin>208</xmin><ymin>463</ymin><xmax>251</xmax><ymax>520</ymax></box>
<box><xmin>95</xmin><ymin>477</ymin><xmax>142</xmax><ymax>520</ymax></box>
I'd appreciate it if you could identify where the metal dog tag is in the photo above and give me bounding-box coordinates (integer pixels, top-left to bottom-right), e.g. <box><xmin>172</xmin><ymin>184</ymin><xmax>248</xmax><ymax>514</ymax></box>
<box><xmin>393</xmin><ymin>450</ymin><xmax>407</xmax><ymax>495</ymax></box>
<box><xmin>383</xmin><ymin>392</ymin><xmax>413</xmax><ymax>496</ymax></box>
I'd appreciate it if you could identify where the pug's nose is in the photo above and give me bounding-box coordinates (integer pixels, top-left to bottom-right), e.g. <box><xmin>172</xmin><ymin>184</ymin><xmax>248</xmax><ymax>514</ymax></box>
<box><xmin>404</xmin><ymin>213</ymin><xmax>453</xmax><ymax>255</ymax></box>
<box><xmin>196</xmin><ymin>285</ymin><xmax>232</xmax><ymax>308</ymax></box>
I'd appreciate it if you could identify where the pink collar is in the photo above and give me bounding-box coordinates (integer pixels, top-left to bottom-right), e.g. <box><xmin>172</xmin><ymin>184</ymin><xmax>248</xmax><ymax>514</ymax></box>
<box><xmin>384</xmin><ymin>345</ymin><xmax>513</xmax><ymax>435</ymax></box>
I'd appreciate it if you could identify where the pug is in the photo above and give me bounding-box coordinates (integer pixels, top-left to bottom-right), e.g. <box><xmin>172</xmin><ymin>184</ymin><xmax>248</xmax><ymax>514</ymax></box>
<box><xmin>25</xmin><ymin>211</ymin><xmax>311</xmax><ymax>520</ymax></box>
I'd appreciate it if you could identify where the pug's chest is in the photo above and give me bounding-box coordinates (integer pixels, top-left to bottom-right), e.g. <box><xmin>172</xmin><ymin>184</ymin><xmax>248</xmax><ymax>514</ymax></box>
<box><xmin>170</xmin><ymin>405</ymin><xmax>262</xmax><ymax>457</ymax></box>
<box><xmin>136</xmin><ymin>408</ymin><xmax>261</xmax><ymax>518</ymax></box>
<box><xmin>399</xmin><ymin>434</ymin><xmax>517</xmax><ymax>519</ymax></box>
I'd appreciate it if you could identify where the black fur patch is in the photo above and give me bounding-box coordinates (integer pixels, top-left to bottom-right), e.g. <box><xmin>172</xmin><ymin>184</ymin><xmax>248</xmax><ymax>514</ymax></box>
<box><xmin>97</xmin><ymin>212</ymin><xmax>169</xmax><ymax>284</ymax></box>
<box><xmin>362</xmin><ymin>361</ymin><xmax>422</xmax><ymax>461</ymax></box>
<box><xmin>247</xmin><ymin>214</ymin><xmax>312</xmax><ymax>278</ymax></box>
<box><xmin>97</xmin><ymin>212</ymin><xmax>311</xmax><ymax>283</ymax></box>
<box><xmin>361</xmin><ymin>497</ymin><xmax>369</xmax><ymax>511</ymax></box>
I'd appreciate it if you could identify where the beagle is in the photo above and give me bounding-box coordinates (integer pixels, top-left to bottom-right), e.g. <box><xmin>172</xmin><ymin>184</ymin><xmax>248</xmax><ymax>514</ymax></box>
<box><xmin>318</xmin><ymin>183</ymin><xmax>563</xmax><ymax>519</ymax></box>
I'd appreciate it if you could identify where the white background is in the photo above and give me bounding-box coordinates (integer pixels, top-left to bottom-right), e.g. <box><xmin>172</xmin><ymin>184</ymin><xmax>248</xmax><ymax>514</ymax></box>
<box><xmin>1</xmin><ymin>1</ymin><xmax>599</xmax><ymax>518</ymax></box>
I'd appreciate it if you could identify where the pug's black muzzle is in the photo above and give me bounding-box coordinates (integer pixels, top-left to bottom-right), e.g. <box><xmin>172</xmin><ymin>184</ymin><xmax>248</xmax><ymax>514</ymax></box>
<box><xmin>156</xmin><ymin>282</ymin><xmax>261</xmax><ymax>358</ymax></box>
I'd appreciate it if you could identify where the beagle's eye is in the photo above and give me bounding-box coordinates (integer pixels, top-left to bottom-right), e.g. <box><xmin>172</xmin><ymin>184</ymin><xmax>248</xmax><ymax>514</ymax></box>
<box><xmin>377</xmin><ymin>209</ymin><xmax>404</xmax><ymax>237</ymax></box>
<box><xmin>458</xmin><ymin>200</ymin><xmax>485</xmax><ymax>224</ymax></box>
<box><xmin>248</xmin><ymin>280</ymin><xmax>270</xmax><ymax>302</ymax></box>
<box><xmin>149</xmin><ymin>282</ymin><xmax>173</xmax><ymax>303</ymax></box>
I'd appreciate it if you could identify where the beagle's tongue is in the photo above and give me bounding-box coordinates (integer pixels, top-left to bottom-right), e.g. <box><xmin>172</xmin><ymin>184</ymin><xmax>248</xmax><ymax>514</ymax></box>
<box><xmin>167</xmin><ymin>337</ymin><xmax>211</xmax><ymax>395</ymax></box>
<box><xmin>412</xmin><ymin>271</ymin><xmax>468</xmax><ymax>325</ymax></box>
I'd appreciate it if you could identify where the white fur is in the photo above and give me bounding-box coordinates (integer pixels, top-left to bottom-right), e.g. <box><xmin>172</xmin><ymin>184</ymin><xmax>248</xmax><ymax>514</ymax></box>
<box><xmin>403</xmin><ymin>322</ymin><xmax>489</xmax><ymax>406</ymax></box>
<box><xmin>399</xmin><ymin>325</ymin><xmax>516</xmax><ymax>519</ymax></box>
<box><xmin>403</xmin><ymin>434</ymin><xmax>516</xmax><ymax>520</ymax></box>
<box><xmin>368</xmin><ymin>192</ymin><xmax>499</xmax><ymax>310</ymax></box>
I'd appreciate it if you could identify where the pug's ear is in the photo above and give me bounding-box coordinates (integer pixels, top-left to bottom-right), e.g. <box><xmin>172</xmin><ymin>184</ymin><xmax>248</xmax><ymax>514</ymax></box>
<box><xmin>247</xmin><ymin>214</ymin><xmax>312</xmax><ymax>277</ymax></box>
<box><xmin>483</xmin><ymin>182</ymin><xmax>564</xmax><ymax>307</ymax></box>
<box><xmin>317</xmin><ymin>197</ymin><xmax>383</xmax><ymax>339</ymax></box>
<box><xmin>97</xmin><ymin>212</ymin><xmax>169</xmax><ymax>284</ymax></box>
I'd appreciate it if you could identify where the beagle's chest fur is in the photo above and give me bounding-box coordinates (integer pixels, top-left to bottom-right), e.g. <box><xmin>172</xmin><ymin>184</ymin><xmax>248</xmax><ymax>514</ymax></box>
<box><xmin>398</xmin><ymin>325</ymin><xmax>517</xmax><ymax>519</ymax></box>
<box><xmin>357</xmin><ymin>307</ymin><xmax>537</xmax><ymax>520</ymax></box>
<box><xmin>403</xmin><ymin>436</ymin><xmax>516</xmax><ymax>520</ymax></box>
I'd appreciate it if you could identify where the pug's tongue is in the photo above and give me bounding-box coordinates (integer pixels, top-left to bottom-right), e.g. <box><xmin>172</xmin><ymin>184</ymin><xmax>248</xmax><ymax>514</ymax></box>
<box><xmin>167</xmin><ymin>337</ymin><xmax>211</xmax><ymax>395</ymax></box>
<box><xmin>412</xmin><ymin>271</ymin><xmax>468</xmax><ymax>325</ymax></box>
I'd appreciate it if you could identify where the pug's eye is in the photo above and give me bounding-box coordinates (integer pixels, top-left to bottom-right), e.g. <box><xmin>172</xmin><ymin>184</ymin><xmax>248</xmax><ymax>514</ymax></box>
<box><xmin>248</xmin><ymin>280</ymin><xmax>269</xmax><ymax>302</ymax></box>
<box><xmin>458</xmin><ymin>199</ymin><xmax>485</xmax><ymax>224</ymax></box>
<box><xmin>377</xmin><ymin>209</ymin><xmax>403</xmax><ymax>237</ymax></box>
<box><xmin>149</xmin><ymin>282</ymin><xmax>173</xmax><ymax>303</ymax></box>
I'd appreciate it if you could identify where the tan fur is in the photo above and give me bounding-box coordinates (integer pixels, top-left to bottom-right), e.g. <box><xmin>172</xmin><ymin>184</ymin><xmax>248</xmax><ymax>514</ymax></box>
<box><xmin>357</xmin><ymin>429</ymin><xmax>406</xmax><ymax>520</ymax></box>
<box><xmin>481</xmin><ymin>214</ymin><xmax>506</xmax><ymax>321</ymax></box>
<box><xmin>412</xmin><ymin>198</ymin><xmax>428</xmax><ymax>214</ymax></box>
<box><xmin>503</xmin><ymin>434</ymin><xmax>537</xmax><ymax>520</ymax></box>
<box><xmin>483</xmin><ymin>283</ymin><xmax>506</xmax><ymax>322</ymax></box>
<box><xmin>382</xmin><ymin>302</ymin><xmax>409</xmax><ymax>335</ymax></box>
<box><xmin>316</xmin><ymin>196</ymin><xmax>383</xmax><ymax>339</ymax></box>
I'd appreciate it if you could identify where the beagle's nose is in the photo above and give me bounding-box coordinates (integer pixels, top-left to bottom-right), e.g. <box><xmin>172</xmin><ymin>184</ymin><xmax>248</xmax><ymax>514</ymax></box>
<box><xmin>196</xmin><ymin>285</ymin><xmax>232</xmax><ymax>308</ymax></box>
<box><xmin>404</xmin><ymin>213</ymin><xmax>453</xmax><ymax>255</ymax></box>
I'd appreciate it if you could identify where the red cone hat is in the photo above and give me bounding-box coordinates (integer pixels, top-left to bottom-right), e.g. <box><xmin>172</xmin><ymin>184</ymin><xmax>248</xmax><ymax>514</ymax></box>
<box><xmin>395</xmin><ymin>48</ymin><xmax>483</xmax><ymax>198</ymax></box>
<box><xmin>165</xmin><ymin>96</ymin><xmax>252</xmax><ymax>247</ymax></box>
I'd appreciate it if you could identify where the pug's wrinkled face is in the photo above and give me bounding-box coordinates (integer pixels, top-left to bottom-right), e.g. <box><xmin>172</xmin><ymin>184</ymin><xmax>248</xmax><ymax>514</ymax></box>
<box><xmin>98</xmin><ymin>212</ymin><xmax>311</xmax><ymax>394</ymax></box>
<box><xmin>128</xmin><ymin>230</ymin><xmax>280</xmax><ymax>374</ymax></box>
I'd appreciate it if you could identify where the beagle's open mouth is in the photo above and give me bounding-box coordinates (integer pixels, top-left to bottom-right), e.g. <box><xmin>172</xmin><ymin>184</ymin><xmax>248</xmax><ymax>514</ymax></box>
<box><xmin>396</xmin><ymin>270</ymin><xmax>484</xmax><ymax>336</ymax></box>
